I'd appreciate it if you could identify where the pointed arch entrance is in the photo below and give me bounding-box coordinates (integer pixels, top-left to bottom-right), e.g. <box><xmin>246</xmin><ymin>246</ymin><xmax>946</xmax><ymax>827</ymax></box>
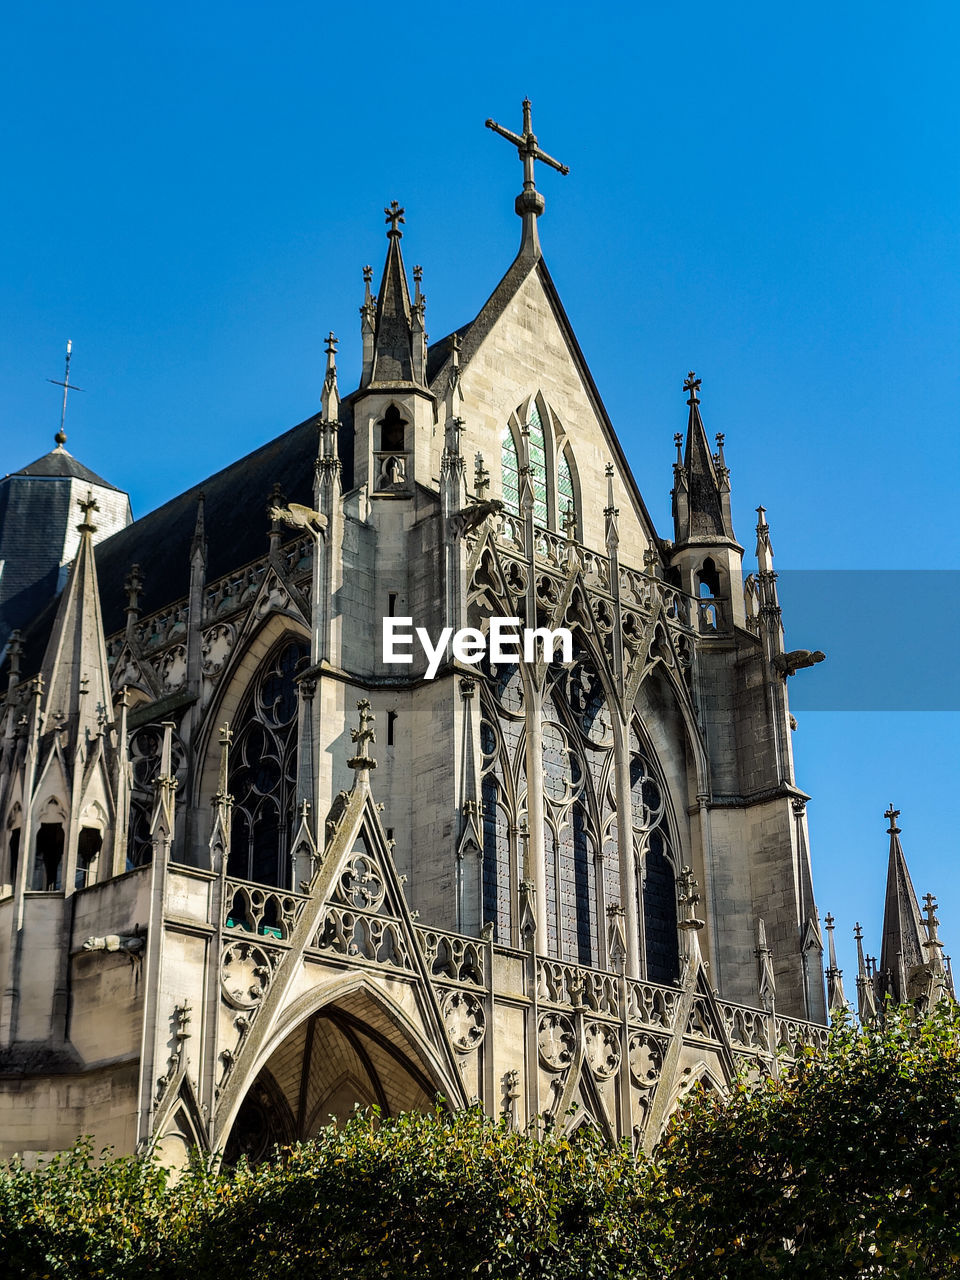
<box><xmin>221</xmin><ymin>984</ymin><xmax>447</xmax><ymax>1163</ymax></box>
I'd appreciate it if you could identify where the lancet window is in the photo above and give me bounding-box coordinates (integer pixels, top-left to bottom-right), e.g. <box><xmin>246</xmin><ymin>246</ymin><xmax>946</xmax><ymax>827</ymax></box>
<box><xmin>630</xmin><ymin>722</ymin><xmax>680</xmax><ymax>983</ymax></box>
<box><xmin>226</xmin><ymin>638</ymin><xmax>307</xmax><ymax>888</ymax></box>
<box><xmin>525</xmin><ymin>401</ymin><xmax>549</xmax><ymax>526</ymax></box>
<box><xmin>500</xmin><ymin>399</ymin><xmax>551</xmax><ymax>526</ymax></box>
<box><xmin>479</xmin><ymin>663</ymin><xmax>525</xmax><ymax>944</ymax></box>
<box><xmin>501</xmin><ymin>426</ymin><xmax>521</xmax><ymax>518</ymax></box>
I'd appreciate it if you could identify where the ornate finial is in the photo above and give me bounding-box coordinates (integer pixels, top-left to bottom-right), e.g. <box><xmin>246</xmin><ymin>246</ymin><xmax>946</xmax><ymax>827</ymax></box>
<box><xmin>124</xmin><ymin>563</ymin><xmax>143</xmax><ymax>624</ymax></box>
<box><xmin>474</xmin><ymin>452</ymin><xmax>490</xmax><ymax>499</ymax></box>
<box><xmin>348</xmin><ymin>699</ymin><xmax>377</xmax><ymax>771</ymax></box>
<box><xmin>363</xmin><ymin>264</ymin><xmax>373</xmax><ymax>284</ymax></box>
<box><xmin>7</xmin><ymin>630</ymin><xmax>22</xmax><ymax>687</ymax></box>
<box><xmin>48</xmin><ymin>338</ymin><xmax>85</xmax><ymax>448</ymax></box>
<box><xmin>853</xmin><ymin>921</ymin><xmax>863</xmax><ymax>942</ymax></box>
<box><xmin>324</xmin><ymin>331</ymin><xmax>338</xmax><ymax>360</ymax></box>
<box><xmin>485</xmin><ymin>99</ymin><xmax>568</xmax><ymax>251</ymax></box>
<box><xmin>77</xmin><ymin>491</ymin><xmax>99</xmax><ymax>535</ymax></box>
<box><xmin>413</xmin><ymin>264</ymin><xmax>423</xmax><ymax>285</ymax></box>
<box><xmin>825</xmin><ymin>912</ymin><xmax>835</xmax><ymax>932</ymax></box>
<box><xmin>677</xmin><ymin>866</ymin><xmax>705</xmax><ymax>931</ymax></box>
<box><xmin>683</xmin><ymin>371</ymin><xmax>701</xmax><ymax>404</ymax></box>
<box><xmin>922</xmin><ymin>893</ymin><xmax>943</xmax><ymax>948</ymax></box>
<box><xmin>884</xmin><ymin>803</ymin><xmax>901</xmax><ymax>835</ymax></box>
<box><xmin>562</xmin><ymin>500</ymin><xmax>577</xmax><ymax>540</ymax></box>
<box><xmin>384</xmin><ymin>201</ymin><xmax>405</xmax><ymax>237</ymax></box>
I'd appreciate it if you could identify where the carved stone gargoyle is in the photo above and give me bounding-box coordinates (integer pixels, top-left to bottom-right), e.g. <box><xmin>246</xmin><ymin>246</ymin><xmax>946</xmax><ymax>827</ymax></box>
<box><xmin>772</xmin><ymin>649</ymin><xmax>826</xmax><ymax>678</ymax></box>
<box><xmin>82</xmin><ymin>927</ymin><xmax>146</xmax><ymax>955</ymax></box>
<box><xmin>449</xmin><ymin>499</ymin><xmax>504</xmax><ymax>538</ymax></box>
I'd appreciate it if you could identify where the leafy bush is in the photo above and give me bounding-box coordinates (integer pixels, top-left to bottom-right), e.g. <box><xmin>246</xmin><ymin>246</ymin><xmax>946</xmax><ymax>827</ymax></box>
<box><xmin>1</xmin><ymin>1003</ymin><xmax>959</xmax><ymax>1279</ymax></box>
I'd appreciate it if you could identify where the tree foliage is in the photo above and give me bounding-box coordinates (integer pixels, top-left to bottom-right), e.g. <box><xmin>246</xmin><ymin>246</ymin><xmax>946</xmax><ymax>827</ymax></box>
<box><xmin>1</xmin><ymin>1003</ymin><xmax>959</xmax><ymax>1279</ymax></box>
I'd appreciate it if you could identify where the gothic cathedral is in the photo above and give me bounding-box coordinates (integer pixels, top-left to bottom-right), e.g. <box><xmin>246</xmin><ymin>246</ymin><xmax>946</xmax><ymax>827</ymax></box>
<box><xmin>1</xmin><ymin>103</ymin><xmax>867</xmax><ymax>1164</ymax></box>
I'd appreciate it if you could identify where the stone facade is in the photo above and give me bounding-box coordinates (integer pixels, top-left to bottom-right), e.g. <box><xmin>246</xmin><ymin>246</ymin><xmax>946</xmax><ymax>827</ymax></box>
<box><xmin>0</xmin><ymin>164</ymin><xmax>832</xmax><ymax>1164</ymax></box>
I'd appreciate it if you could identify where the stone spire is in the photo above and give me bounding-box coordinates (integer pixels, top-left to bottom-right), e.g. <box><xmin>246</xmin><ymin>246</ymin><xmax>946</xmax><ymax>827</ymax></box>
<box><xmin>362</xmin><ymin>202</ymin><xmax>421</xmax><ymax>388</ymax></box>
<box><xmin>672</xmin><ymin>372</ymin><xmax>730</xmax><ymax>544</ymax></box>
<box><xmin>854</xmin><ymin>921</ymin><xmax>878</xmax><ymax>1023</ymax></box>
<box><xmin>878</xmin><ymin>805</ymin><xmax>927</xmax><ymax>1004</ymax></box>
<box><xmin>824</xmin><ymin>912</ymin><xmax>847</xmax><ymax>1014</ymax></box>
<box><xmin>39</xmin><ymin>493</ymin><xmax>113</xmax><ymax>743</ymax></box>
<box><xmin>320</xmin><ymin>331</ymin><xmax>340</xmax><ymax>425</ymax></box>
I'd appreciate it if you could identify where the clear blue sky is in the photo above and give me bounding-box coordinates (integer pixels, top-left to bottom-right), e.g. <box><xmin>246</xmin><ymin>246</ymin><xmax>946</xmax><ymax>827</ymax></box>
<box><xmin>2</xmin><ymin>1</ymin><xmax>958</xmax><ymax>989</ymax></box>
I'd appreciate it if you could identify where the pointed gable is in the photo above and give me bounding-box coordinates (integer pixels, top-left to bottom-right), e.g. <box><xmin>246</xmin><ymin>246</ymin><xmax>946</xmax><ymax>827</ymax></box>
<box><xmin>429</xmin><ymin>250</ymin><xmax>661</xmax><ymax>558</ymax></box>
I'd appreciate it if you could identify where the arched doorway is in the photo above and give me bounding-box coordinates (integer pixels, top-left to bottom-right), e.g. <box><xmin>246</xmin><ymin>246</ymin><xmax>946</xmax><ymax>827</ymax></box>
<box><xmin>222</xmin><ymin>987</ymin><xmax>444</xmax><ymax>1163</ymax></box>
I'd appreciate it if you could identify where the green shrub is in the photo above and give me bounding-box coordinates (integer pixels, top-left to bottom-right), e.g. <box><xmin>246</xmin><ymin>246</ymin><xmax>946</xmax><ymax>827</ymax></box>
<box><xmin>1</xmin><ymin>1003</ymin><xmax>959</xmax><ymax>1279</ymax></box>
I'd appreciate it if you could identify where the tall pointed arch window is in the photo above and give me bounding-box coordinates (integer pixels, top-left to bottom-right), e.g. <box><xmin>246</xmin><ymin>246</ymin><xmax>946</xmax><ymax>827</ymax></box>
<box><xmin>501</xmin><ymin>425</ymin><xmax>520</xmax><ymax>517</ymax></box>
<box><xmin>525</xmin><ymin>401</ymin><xmax>549</xmax><ymax>526</ymax></box>
<box><xmin>227</xmin><ymin>638</ymin><xmax>308</xmax><ymax>888</ymax></box>
<box><xmin>630</xmin><ymin>724</ymin><xmax>681</xmax><ymax>984</ymax></box>
<box><xmin>479</xmin><ymin>662</ymin><xmax>525</xmax><ymax>945</ymax></box>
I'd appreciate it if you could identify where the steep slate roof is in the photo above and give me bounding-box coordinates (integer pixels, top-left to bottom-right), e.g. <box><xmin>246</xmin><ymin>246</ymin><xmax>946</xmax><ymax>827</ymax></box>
<box><xmin>14</xmin><ymin>413</ymin><xmax>338</xmax><ymax>675</ymax></box>
<box><xmin>9</xmin><ymin>445</ymin><xmax>120</xmax><ymax>491</ymax></box>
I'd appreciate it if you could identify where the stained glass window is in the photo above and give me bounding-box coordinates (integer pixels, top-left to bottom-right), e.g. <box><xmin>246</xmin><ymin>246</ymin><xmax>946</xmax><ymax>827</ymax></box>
<box><xmin>630</xmin><ymin>725</ymin><xmax>680</xmax><ymax>983</ymax></box>
<box><xmin>479</xmin><ymin>664</ymin><xmax>525</xmax><ymax>945</ymax></box>
<box><xmin>501</xmin><ymin>425</ymin><xmax>520</xmax><ymax>516</ymax></box>
<box><xmin>525</xmin><ymin>402</ymin><xmax>549</xmax><ymax>527</ymax></box>
<box><xmin>227</xmin><ymin>638</ymin><xmax>307</xmax><ymax>887</ymax></box>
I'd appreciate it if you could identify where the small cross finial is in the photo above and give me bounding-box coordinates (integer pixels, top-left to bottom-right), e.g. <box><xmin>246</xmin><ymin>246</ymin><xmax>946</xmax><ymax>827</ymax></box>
<box><xmin>853</xmin><ymin>921</ymin><xmax>863</xmax><ymax>942</ymax></box>
<box><xmin>78</xmin><ymin>491</ymin><xmax>99</xmax><ymax>534</ymax></box>
<box><xmin>683</xmin><ymin>371</ymin><xmax>701</xmax><ymax>403</ymax></box>
<box><xmin>884</xmin><ymin>803</ymin><xmax>901</xmax><ymax>834</ymax></box>
<box><xmin>325</xmin><ymin>331</ymin><xmax>338</xmax><ymax>358</ymax></box>
<box><xmin>413</xmin><ymin>264</ymin><xmax>423</xmax><ymax>284</ymax></box>
<box><xmin>825</xmin><ymin>912</ymin><xmax>835</xmax><ymax>931</ymax></box>
<box><xmin>48</xmin><ymin>338</ymin><xmax>86</xmax><ymax>448</ymax></box>
<box><xmin>384</xmin><ymin>201</ymin><xmax>405</xmax><ymax>237</ymax></box>
<box><xmin>363</xmin><ymin>264</ymin><xmax>372</xmax><ymax>284</ymax></box>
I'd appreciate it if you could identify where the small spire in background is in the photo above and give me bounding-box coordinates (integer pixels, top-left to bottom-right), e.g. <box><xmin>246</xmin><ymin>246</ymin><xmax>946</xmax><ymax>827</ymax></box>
<box><xmin>321</xmin><ymin>331</ymin><xmax>340</xmax><ymax>424</ymax></box>
<box><xmin>824</xmin><ymin>912</ymin><xmax>847</xmax><ymax>1014</ymax></box>
<box><xmin>47</xmin><ymin>338</ymin><xmax>85</xmax><ymax>449</ymax></box>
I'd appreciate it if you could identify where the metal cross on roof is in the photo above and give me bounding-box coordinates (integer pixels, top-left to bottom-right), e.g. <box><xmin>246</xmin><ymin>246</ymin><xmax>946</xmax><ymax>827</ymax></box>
<box><xmin>47</xmin><ymin>338</ymin><xmax>85</xmax><ymax>448</ymax></box>
<box><xmin>486</xmin><ymin>98</ymin><xmax>570</xmax><ymax>186</ymax></box>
